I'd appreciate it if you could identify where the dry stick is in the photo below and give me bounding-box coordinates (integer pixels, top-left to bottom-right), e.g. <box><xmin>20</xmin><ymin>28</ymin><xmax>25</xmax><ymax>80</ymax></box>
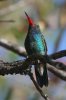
<box><xmin>47</xmin><ymin>64</ymin><xmax>66</xmax><ymax>80</ymax></box>
<box><xmin>0</xmin><ymin>60</ymin><xmax>25</xmax><ymax>75</ymax></box>
<box><xmin>46</xmin><ymin>56</ymin><xmax>66</xmax><ymax>70</ymax></box>
<box><xmin>49</xmin><ymin>50</ymin><xmax>66</xmax><ymax>60</ymax></box>
<box><xmin>0</xmin><ymin>39</ymin><xmax>27</xmax><ymax>57</ymax></box>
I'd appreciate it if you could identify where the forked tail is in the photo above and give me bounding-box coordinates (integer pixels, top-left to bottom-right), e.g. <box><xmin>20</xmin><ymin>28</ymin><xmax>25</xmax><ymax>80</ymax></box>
<box><xmin>35</xmin><ymin>62</ymin><xmax>48</xmax><ymax>87</ymax></box>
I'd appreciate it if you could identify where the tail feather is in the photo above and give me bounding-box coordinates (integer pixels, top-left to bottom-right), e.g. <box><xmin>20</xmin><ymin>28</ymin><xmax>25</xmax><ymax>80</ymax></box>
<box><xmin>43</xmin><ymin>64</ymin><xmax>48</xmax><ymax>87</ymax></box>
<box><xmin>35</xmin><ymin>63</ymin><xmax>48</xmax><ymax>88</ymax></box>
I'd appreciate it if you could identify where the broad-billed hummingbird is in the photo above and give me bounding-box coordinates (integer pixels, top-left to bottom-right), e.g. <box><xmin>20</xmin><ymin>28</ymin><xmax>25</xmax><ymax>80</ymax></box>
<box><xmin>25</xmin><ymin>12</ymin><xmax>48</xmax><ymax>87</ymax></box>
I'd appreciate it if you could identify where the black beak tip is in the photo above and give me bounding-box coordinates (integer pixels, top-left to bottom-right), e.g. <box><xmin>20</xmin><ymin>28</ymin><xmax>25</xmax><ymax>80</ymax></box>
<box><xmin>24</xmin><ymin>11</ymin><xmax>28</xmax><ymax>17</ymax></box>
<box><xmin>24</xmin><ymin>11</ymin><xmax>34</xmax><ymax>26</ymax></box>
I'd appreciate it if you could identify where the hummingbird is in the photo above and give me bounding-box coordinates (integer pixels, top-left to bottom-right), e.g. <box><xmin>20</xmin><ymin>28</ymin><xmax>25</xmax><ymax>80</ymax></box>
<box><xmin>24</xmin><ymin>12</ymin><xmax>48</xmax><ymax>87</ymax></box>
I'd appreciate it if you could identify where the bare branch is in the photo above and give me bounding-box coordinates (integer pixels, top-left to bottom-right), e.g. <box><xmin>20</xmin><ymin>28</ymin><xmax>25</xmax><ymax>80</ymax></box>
<box><xmin>0</xmin><ymin>39</ymin><xmax>27</xmax><ymax>57</ymax></box>
<box><xmin>46</xmin><ymin>57</ymin><xmax>66</xmax><ymax>71</ymax></box>
<box><xmin>0</xmin><ymin>60</ymin><xmax>25</xmax><ymax>75</ymax></box>
<box><xmin>49</xmin><ymin>50</ymin><xmax>66</xmax><ymax>60</ymax></box>
<box><xmin>0</xmin><ymin>55</ymin><xmax>66</xmax><ymax>81</ymax></box>
<box><xmin>47</xmin><ymin>64</ymin><xmax>66</xmax><ymax>80</ymax></box>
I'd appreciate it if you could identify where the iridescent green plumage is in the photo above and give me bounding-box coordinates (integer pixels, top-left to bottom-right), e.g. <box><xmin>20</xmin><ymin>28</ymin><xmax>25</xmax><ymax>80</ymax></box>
<box><xmin>25</xmin><ymin>12</ymin><xmax>48</xmax><ymax>87</ymax></box>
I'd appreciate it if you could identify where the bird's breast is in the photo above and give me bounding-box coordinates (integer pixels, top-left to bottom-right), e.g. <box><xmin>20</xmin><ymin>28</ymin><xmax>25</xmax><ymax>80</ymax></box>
<box><xmin>29</xmin><ymin>33</ymin><xmax>46</xmax><ymax>55</ymax></box>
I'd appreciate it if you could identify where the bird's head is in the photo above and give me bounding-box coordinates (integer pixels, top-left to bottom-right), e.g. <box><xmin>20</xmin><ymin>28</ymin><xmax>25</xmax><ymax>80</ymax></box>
<box><xmin>25</xmin><ymin>12</ymin><xmax>41</xmax><ymax>34</ymax></box>
<box><xmin>25</xmin><ymin>12</ymin><xmax>34</xmax><ymax>27</ymax></box>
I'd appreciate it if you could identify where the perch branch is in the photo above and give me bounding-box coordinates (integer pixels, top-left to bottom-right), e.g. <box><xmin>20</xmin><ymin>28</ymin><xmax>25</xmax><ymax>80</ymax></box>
<box><xmin>0</xmin><ymin>55</ymin><xmax>66</xmax><ymax>80</ymax></box>
<box><xmin>0</xmin><ymin>60</ymin><xmax>25</xmax><ymax>75</ymax></box>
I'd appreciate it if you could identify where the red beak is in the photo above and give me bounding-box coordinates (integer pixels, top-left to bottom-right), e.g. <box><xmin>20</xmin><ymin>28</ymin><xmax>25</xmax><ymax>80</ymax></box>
<box><xmin>25</xmin><ymin>12</ymin><xmax>34</xmax><ymax>26</ymax></box>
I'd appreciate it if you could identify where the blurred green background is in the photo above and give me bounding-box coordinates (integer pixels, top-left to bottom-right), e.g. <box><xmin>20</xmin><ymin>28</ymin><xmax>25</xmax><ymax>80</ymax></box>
<box><xmin>0</xmin><ymin>0</ymin><xmax>66</xmax><ymax>100</ymax></box>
